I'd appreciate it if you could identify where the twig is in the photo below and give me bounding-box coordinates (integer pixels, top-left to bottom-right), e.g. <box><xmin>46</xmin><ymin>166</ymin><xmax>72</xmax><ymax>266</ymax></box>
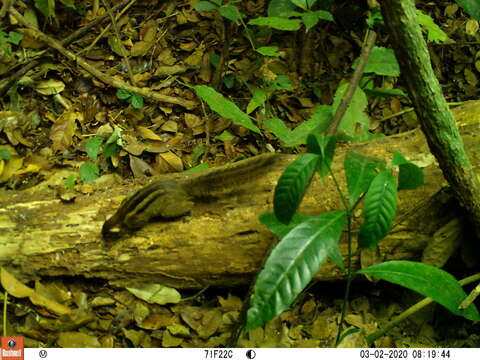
<box><xmin>0</xmin><ymin>0</ymin><xmax>134</xmax><ymax>97</ymax></box>
<box><xmin>100</xmin><ymin>0</ymin><xmax>135</xmax><ymax>86</ymax></box>
<box><xmin>326</xmin><ymin>30</ymin><xmax>377</xmax><ymax>135</ymax></box>
<box><xmin>9</xmin><ymin>7</ymin><xmax>197</xmax><ymax>109</ymax></box>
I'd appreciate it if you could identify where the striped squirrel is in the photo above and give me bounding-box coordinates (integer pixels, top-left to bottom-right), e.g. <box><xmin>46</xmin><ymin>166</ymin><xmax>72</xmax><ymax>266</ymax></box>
<box><xmin>102</xmin><ymin>153</ymin><xmax>279</xmax><ymax>238</ymax></box>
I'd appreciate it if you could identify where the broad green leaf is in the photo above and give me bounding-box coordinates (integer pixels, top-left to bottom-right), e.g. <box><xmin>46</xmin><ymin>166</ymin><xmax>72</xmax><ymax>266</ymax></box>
<box><xmin>64</xmin><ymin>174</ymin><xmax>76</xmax><ymax>189</ymax></box>
<box><xmin>116</xmin><ymin>89</ymin><xmax>132</xmax><ymax>100</ymax></box>
<box><xmin>218</xmin><ymin>4</ymin><xmax>243</xmax><ymax>24</ymax></box>
<box><xmin>247</xmin><ymin>88</ymin><xmax>267</xmax><ymax>114</ymax></box>
<box><xmin>210</xmin><ymin>53</ymin><xmax>220</xmax><ymax>68</ymax></box>
<box><xmin>84</xmin><ymin>136</ymin><xmax>103</xmax><ymax>161</ymax></box>
<box><xmin>456</xmin><ymin>0</ymin><xmax>480</xmax><ymax>20</ymax></box>
<box><xmin>6</xmin><ymin>31</ymin><xmax>22</xmax><ymax>45</ymax></box>
<box><xmin>392</xmin><ymin>152</ymin><xmax>424</xmax><ymax>190</ymax></box>
<box><xmin>392</xmin><ymin>151</ymin><xmax>409</xmax><ymax>166</ymax></box>
<box><xmin>249</xmin><ymin>17</ymin><xmax>302</xmax><ymax>31</ymax></box>
<box><xmin>274</xmin><ymin>153</ymin><xmax>319</xmax><ymax>224</ymax></box>
<box><xmin>416</xmin><ymin>9</ymin><xmax>450</xmax><ymax>43</ymax></box>
<box><xmin>271</xmin><ymin>75</ymin><xmax>293</xmax><ymax>90</ymax></box>
<box><xmin>130</xmin><ymin>94</ymin><xmax>144</xmax><ymax>109</ymax></box>
<box><xmin>398</xmin><ymin>163</ymin><xmax>424</xmax><ymax>190</ymax></box>
<box><xmin>256</xmin><ymin>46</ymin><xmax>281</xmax><ymax>57</ymax></box>
<box><xmin>246</xmin><ymin>210</ymin><xmax>346</xmax><ymax>331</ymax></box>
<box><xmin>332</xmin><ymin>84</ymin><xmax>370</xmax><ymax>138</ymax></box>
<box><xmin>79</xmin><ymin>162</ymin><xmax>99</xmax><ymax>184</ymax></box>
<box><xmin>344</xmin><ymin>152</ymin><xmax>385</xmax><ymax>207</ymax></box>
<box><xmin>215</xmin><ymin>130</ymin><xmax>235</xmax><ymax>142</ymax></box>
<box><xmin>268</xmin><ymin>0</ymin><xmax>297</xmax><ymax>17</ymax></box>
<box><xmin>0</xmin><ymin>149</ymin><xmax>10</xmax><ymax>160</ymax></box>
<box><xmin>264</xmin><ymin>106</ymin><xmax>332</xmax><ymax>147</ymax></box>
<box><xmin>358</xmin><ymin>261</ymin><xmax>480</xmax><ymax>322</ymax></box>
<box><xmin>301</xmin><ymin>10</ymin><xmax>333</xmax><ymax>32</ymax></box>
<box><xmin>264</xmin><ymin>117</ymin><xmax>292</xmax><ymax>143</ymax></box>
<box><xmin>358</xmin><ymin>171</ymin><xmax>397</xmax><ymax>248</ymax></box>
<box><xmin>306</xmin><ymin>134</ymin><xmax>336</xmax><ymax>178</ymax></box>
<box><xmin>108</xmin><ymin>36</ymin><xmax>129</xmax><ymax>57</ymax></box>
<box><xmin>194</xmin><ymin>85</ymin><xmax>260</xmax><ymax>134</ymax></box>
<box><xmin>259</xmin><ymin>211</ymin><xmax>313</xmax><ymax>238</ymax></box>
<box><xmin>184</xmin><ymin>163</ymin><xmax>209</xmax><ymax>174</ymax></box>
<box><xmin>194</xmin><ymin>1</ymin><xmax>218</xmax><ymax>12</ymax></box>
<box><xmin>353</xmin><ymin>47</ymin><xmax>400</xmax><ymax>77</ymax></box>
<box><xmin>289</xmin><ymin>0</ymin><xmax>316</xmax><ymax>10</ymax></box>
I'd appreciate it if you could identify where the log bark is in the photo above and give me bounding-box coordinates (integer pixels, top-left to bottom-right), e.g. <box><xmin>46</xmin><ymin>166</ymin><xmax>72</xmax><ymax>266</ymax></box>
<box><xmin>1</xmin><ymin>101</ymin><xmax>480</xmax><ymax>289</ymax></box>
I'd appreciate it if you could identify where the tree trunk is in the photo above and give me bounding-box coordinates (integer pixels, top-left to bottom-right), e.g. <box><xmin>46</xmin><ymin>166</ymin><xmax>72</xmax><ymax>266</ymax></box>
<box><xmin>1</xmin><ymin>101</ymin><xmax>480</xmax><ymax>289</ymax></box>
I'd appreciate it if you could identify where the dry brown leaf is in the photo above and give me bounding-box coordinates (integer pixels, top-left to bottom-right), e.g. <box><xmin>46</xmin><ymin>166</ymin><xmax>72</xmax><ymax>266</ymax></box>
<box><xmin>0</xmin><ymin>156</ymin><xmax>23</xmax><ymax>183</ymax></box>
<box><xmin>158</xmin><ymin>152</ymin><xmax>183</xmax><ymax>171</ymax></box>
<box><xmin>160</xmin><ymin>120</ymin><xmax>178</xmax><ymax>133</ymax></box>
<box><xmin>136</xmin><ymin>126</ymin><xmax>163</xmax><ymax>141</ymax></box>
<box><xmin>50</xmin><ymin>112</ymin><xmax>82</xmax><ymax>152</ymax></box>
<box><xmin>1</xmin><ymin>268</ymin><xmax>71</xmax><ymax>316</ymax></box>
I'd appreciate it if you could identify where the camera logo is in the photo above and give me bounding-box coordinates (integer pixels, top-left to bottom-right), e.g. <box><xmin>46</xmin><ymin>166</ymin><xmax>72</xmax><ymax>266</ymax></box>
<box><xmin>1</xmin><ymin>336</ymin><xmax>24</xmax><ymax>360</ymax></box>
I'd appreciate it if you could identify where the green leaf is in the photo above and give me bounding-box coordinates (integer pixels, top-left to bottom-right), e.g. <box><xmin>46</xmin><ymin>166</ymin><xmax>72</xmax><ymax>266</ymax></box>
<box><xmin>306</xmin><ymin>134</ymin><xmax>336</xmax><ymax>178</ymax></box>
<box><xmin>268</xmin><ymin>0</ymin><xmax>297</xmax><ymax>17</ymax></box>
<box><xmin>392</xmin><ymin>152</ymin><xmax>424</xmax><ymax>190</ymax></box>
<box><xmin>398</xmin><ymin>163</ymin><xmax>424</xmax><ymax>190</ymax></box>
<box><xmin>344</xmin><ymin>152</ymin><xmax>385</xmax><ymax>207</ymax></box>
<box><xmin>353</xmin><ymin>47</ymin><xmax>400</xmax><ymax>77</ymax></box>
<box><xmin>456</xmin><ymin>0</ymin><xmax>480</xmax><ymax>20</ymax></box>
<box><xmin>256</xmin><ymin>46</ymin><xmax>281</xmax><ymax>57</ymax></box>
<box><xmin>416</xmin><ymin>10</ymin><xmax>450</xmax><ymax>44</ymax></box>
<box><xmin>218</xmin><ymin>4</ymin><xmax>243</xmax><ymax>23</ymax></box>
<box><xmin>6</xmin><ymin>31</ymin><xmax>22</xmax><ymax>45</ymax></box>
<box><xmin>264</xmin><ymin>106</ymin><xmax>332</xmax><ymax>147</ymax></box>
<box><xmin>108</xmin><ymin>36</ymin><xmax>129</xmax><ymax>57</ymax></box>
<box><xmin>194</xmin><ymin>85</ymin><xmax>260</xmax><ymax>134</ymax></box>
<box><xmin>64</xmin><ymin>174</ymin><xmax>76</xmax><ymax>189</ymax></box>
<box><xmin>274</xmin><ymin>153</ymin><xmax>319</xmax><ymax>224</ymax></box>
<box><xmin>247</xmin><ymin>88</ymin><xmax>267</xmax><ymax>114</ymax></box>
<box><xmin>130</xmin><ymin>93</ymin><xmax>144</xmax><ymax>109</ymax></box>
<box><xmin>106</xmin><ymin>126</ymin><xmax>122</xmax><ymax>146</ymax></box>
<box><xmin>289</xmin><ymin>0</ymin><xmax>317</xmax><ymax>10</ymax></box>
<box><xmin>116</xmin><ymin>89</ymin><xmax>132</xmax><ymax>100</ymax></box>
<box><xmin>84</xmin><ymin>136</ymin><xmax>103</xmax><ymax>161</ymax></box>
<box><xmin>245</xmin><ymin>210</ymin><xmax>346</xmax><ymax>331</ymax></box>
<box><xmin>0</xmin><ymin>149</ymin><xmax>10</xmax><ymax>160</ymax></box>
<box><xmin>259</xmin><ymin>211</ymin><xmax>313</xmax><ymax>238</ymax></box>
<box><xmin>223</xmin><ymin>74</ymin><xmax>235</xmax><ymax>88</ymax></box>
<box><xmin>264</xmin><ymin>117</ymin><xmax>292</xmax><ymax>143</ymax></box>
<box><xmin>215</xmin><ymin>130</ymin><xmax>235</xmax><ymax>142</ymax></box>
<box><xmin>79</xmin><ymin>162</ymin><xmax>99</xmax><ymax>184</ymax></box>
<box><xmin>194</xmin><ymin>1</ymin><xmax>218</xmax><ymax>12</ymax></box>
<box><xmin>184</xmin><ymin>163</ymin><xmax>209</xmax><ymax>174</ymax></box>
<box><xmin>210</xmin><ymin>53</ymin><xmax>220</xmax><ymax>68</ymax></box>
<box><xmin>358</xmin><ymin>261</ymin><xmax>480</xmax><ymax>322</ymax></box>
<box><xmin>358</xmin><ymin>171</ymin><xmax>397</xmax><ymax>248</ymax></box>
<box><xmin>301</xmin><ymin>10</ymin><xmax>333</xmax><ymax>32</ymax></box>
<box><xmin>271</xmin><ymin>75</ymin><xmax>293</xmax><ymax>90</ymax></box>
<box><xmin>332</xmin><ymin>84</ymin><xmax>370</xmax><ymax>138</ymax></box>
<box><xmin>249</xmin><ymin>17</ymin><xmax>302</xmax><ymax>31</ymax></box>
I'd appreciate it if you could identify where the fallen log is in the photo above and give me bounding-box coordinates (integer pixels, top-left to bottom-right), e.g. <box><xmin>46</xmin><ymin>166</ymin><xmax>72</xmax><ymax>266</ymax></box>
<box><xmin>1</xmin><ymin>101</ymin><xmax>479</xmax><ymax>289</ymax></box>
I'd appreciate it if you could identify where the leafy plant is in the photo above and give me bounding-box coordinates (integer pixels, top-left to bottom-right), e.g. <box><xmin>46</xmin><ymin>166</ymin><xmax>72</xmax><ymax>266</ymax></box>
<box><xmin>0</xmin><ymin>30</ymin><xmax>22</xmax><ymax>56</ymax></box>
<box><xmin>241</xmin><ymin>133</ymin><xmax>480</xmax><ymax>344</ymax></box>
<box><xmin>116</xmin><ymin>89</ymin><xmax>144</xmax><ymax>109</ymax></box>
<box><xmin>78</xmin><ymin>127</ymin><xmax>122</xmax><ymax>184</ymax></box>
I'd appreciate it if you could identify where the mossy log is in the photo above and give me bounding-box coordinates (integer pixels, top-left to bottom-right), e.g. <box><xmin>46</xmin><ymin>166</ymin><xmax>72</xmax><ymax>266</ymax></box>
<box><xmin>1</xmin><ymin>101</ymin><xmax>479</xmax><ymax>289</ymax></box>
